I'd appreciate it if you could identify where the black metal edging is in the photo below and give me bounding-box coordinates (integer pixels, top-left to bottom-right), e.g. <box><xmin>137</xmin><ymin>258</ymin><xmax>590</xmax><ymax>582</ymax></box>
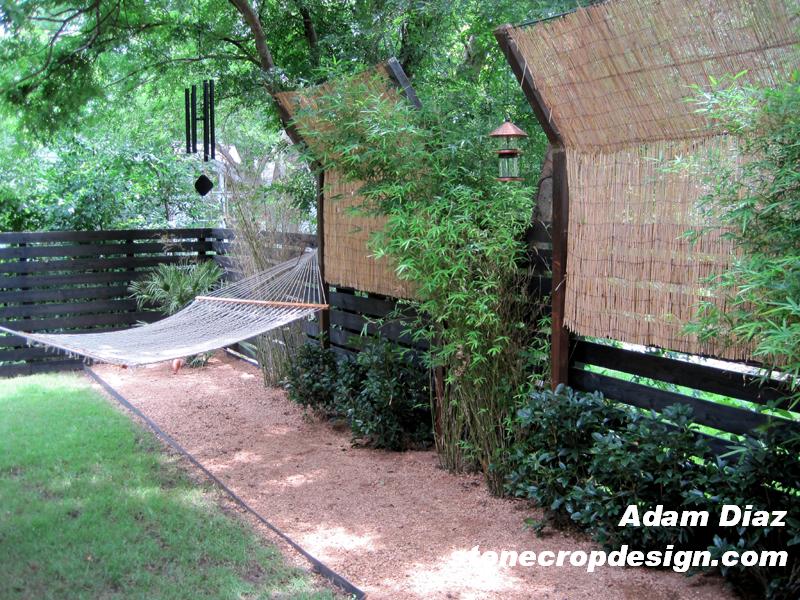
<box><xmin>84</xmin><ymin>366</ymin><xmax>366</xmax><ymax>600</ymax></box>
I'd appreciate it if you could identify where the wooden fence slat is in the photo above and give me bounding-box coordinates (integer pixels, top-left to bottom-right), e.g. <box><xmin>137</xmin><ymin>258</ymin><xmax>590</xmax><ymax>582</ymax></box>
<box><xmin>330</xmin><ymin>345</ymin><xmax>357</xmax><ymax>360</ymax></box>
<box><xmin>0</xmin><ymin>346</ymin><xmax>65</xmax><ymax>361</ymax></box>
<box><xmin>0</xmin><ymin>240</ymin><xmax>213</xmax><ymax>260</ymax></box>
<box><xmin>302</xmin><ymin>319</ymin><xmax>320</xmax><ymax>337</ymax></box>
<box><xmin>657</xmin><ymin>420</ymin><xmax>740</xmax><ymax>457</ymax></box>
<box><xmin>0</xmin><ymin>271</ymin><xmax>151</xmax><ymax>290</ymax></box>
<box><xmin>0</xmin><ymin>298</ymin><xmax>141</xmax><ymax>319</ymax></box>
<box><xmin>328</xmin><ymin>290</ymin><xmax>415</xmax><ymax>319</ymax></box>
<box><xmin>1</xmin><ymin>255</ymin><xmax>189</xmax><ymax>275</ymax></box>
<box><xmin>572</xmin><ymin>340</ymin><xmax>791</xmax><ymax>408</ymax></box>
<box><xmin>0</xmin><ymin>333</ymin><xmax>38</xmax><ymax>348</ymax></box>
<box><xmin>0</xmin><ymin>285</ymin><xmax>131</xmax><ymax>305</ymax></box>
<box><xmin>0</xmin><ymin>360</ymin><xmax>86</xmax><ymax>378</ymax></box>
<box><xmin>3</xmin><ymin>311</ymin><xmax>161</xmax><ymax>333</ymax></box>
<box><xmin>329</xmin><ymin>309</ymin><xmax>427</xmax><ymax>349</ymax></box>
<box><xmin>569</xmin><ymin>368</ymin><xmax>797</xmax><ymax>436</ymax></box>
<box><xmin>0</xmin><ymin>323</ymin><xmax>156</xmax><ymax>349</ymax></box>
<box><xmin>328</xmin><ymin>327</ymin><xmax>363</xmax><ymax>351</ymax></box>
<box><xmin>0</xmin><ymin>228</ymin><xmax>217</xmax><ymax>244</ymax></box>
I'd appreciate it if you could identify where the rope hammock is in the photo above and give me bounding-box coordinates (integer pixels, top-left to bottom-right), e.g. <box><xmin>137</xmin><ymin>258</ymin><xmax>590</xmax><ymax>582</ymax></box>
<box><xmin>0</xmin><ymin>250</ymin><xmax>326</xmax><ymax>367</ymax></box>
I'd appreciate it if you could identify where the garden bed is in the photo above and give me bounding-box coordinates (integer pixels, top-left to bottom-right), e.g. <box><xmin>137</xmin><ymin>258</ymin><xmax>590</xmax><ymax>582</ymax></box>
<box><xmin>91</xmin><ymin>352</ymin><xmax>735</xmax><ymax>600</ymax></box>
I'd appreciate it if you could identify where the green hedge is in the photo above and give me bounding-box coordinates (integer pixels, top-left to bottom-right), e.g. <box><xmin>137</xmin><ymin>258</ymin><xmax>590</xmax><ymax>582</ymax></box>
<box><xmin>284</xmin><ymin>340</ymin><xmax>432</xmax><ymax>450</ymax></box>
<box><xmin>504</xmin><ymin>385</ymin><xmax>799</xmax><ymax>600</ymax></box>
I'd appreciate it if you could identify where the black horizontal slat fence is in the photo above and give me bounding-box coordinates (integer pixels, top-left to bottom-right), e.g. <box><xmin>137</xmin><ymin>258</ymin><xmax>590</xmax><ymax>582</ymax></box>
<box><xmin>0</xmin><ymin>228</ymin><xmax>229</xmax><ymax>377</ymax></box>
<box><xmin>209</xmin><ymin>229</ymin><xmax>316</xmax><ymax>276</ymax></box>
<box><xmin>569</xmin><ymin>338</ymin><xmax>797</xmax><ymax>455</ymax></box>
<box><xmin>302</xmin><ymin>286</ymin><xmax>425</xmax><ymax>361</ymax></box>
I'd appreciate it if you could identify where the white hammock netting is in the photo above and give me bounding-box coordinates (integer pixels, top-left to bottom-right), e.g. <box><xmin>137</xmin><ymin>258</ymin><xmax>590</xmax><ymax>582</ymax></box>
<box><xmin>0</xmin><ymin>250</ymin><xmax>326</xmax><ymax>367</ymax></box>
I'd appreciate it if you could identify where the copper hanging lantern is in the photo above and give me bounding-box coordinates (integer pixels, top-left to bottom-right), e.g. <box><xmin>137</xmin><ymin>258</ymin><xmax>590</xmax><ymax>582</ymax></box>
<box><xmin>489</xmin><ymin>120</ymin><xmax>528</xmax><ymax>182</ymax></box>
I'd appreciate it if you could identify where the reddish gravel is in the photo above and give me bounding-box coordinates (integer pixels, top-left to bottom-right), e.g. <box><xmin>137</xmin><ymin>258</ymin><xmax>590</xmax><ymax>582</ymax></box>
<box><xmin>89</xmin><ymin>352</ymin><xmax>735</xmax><ymax>600</ymax></box>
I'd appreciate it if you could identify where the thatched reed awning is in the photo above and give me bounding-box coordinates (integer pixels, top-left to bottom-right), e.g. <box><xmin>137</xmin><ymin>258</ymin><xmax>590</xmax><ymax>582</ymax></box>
<box><xmin>274</xmin><ymin>61</ymin><xmax>417</xmax><ymax>299</ymax></box>
<box><xmin>501</xmin><ymin>0</ymin><xmax>798</xmax><ymax>360</ymax></box>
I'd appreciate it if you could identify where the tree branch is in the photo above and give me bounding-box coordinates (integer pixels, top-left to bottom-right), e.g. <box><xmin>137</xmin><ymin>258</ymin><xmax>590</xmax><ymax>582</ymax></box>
<box><xmin>14</xmin><ymin>0</ymin><xmax>124</xmax><ymax>89</ymax></box>
<box><xmin>217</xmin><ymin>35</ymin><xmax>261</xmax><ymax>67</ymax></box>
<box><xmin>227</xmin><ymin>0</ymin><xmax>275</xmax><ymax>73</ymax></box>
<box><xmin>108</xmin><ymin>54</ymin><xmax>256</xmax><ymax>88</ymax></box>
<box><xmin>295</xmin><ymin>0</ymin><xmax>319</xmax><ymax>69</ymax></box>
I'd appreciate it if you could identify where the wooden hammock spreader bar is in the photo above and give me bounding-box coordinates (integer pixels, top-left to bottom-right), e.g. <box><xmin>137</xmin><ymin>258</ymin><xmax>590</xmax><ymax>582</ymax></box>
<box><xmin>195</xmin><ymin>296</ymin><xmax>329</xmax><ymax>310</ymax></box>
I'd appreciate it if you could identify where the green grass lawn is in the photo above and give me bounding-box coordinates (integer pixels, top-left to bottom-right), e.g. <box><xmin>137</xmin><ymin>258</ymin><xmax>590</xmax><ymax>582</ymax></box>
<box><xmin>0</xmin><ymin>373</ymin><xmax>339</xmax><ymax>600</ymax></box>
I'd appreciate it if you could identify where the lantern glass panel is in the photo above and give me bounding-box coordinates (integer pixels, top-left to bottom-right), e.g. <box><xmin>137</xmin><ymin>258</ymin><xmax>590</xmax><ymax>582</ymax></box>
<box><xmin>499</xmin><ymin>154</ymin><xmax>520</xmax><ymax>179</ymax></box>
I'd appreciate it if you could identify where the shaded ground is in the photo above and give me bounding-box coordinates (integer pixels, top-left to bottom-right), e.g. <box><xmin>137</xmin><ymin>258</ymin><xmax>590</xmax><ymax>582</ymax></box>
<box><xmin>91</xmin><ymin>352</ymin><xmax>736</xmax><ymax>600</ymax></box>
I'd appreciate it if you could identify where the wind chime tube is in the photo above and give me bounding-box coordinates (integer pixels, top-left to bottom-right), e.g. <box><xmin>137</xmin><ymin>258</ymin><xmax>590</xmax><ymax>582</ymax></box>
<box><xmin>209</xmin><ymin>80</ymin><xmax>215</xmax><ymax>160</ymax></box>
<box><xmin>202</xmin><ymin>80</ymin><xmax>209</xmax><ymax>162</ymax></box>
<box><xmin>190</xmin><ymin>85</ymin><xmax>197</xmax><ymax>154</ymax></box>
<box><xmin>184</xmin><ymin>89</ymin><xmax>191</xmax><ymax>154</ymax></box>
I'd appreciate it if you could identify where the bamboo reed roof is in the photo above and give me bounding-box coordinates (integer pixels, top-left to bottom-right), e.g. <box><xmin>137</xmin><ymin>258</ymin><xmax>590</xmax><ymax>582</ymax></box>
<box><xmin>508</xmin><ymin>0</ymin><xmax>799</xmax><ymax>359</ymax></box>
<box><xmin>274</xmin><ymin>65</ymin><xmax>415</xmax><ymax>299</ymax></box>
<box><xmin>510</xmin><ymin>0</ymin><xmax>798</xmax><ymax>152</ymax></box>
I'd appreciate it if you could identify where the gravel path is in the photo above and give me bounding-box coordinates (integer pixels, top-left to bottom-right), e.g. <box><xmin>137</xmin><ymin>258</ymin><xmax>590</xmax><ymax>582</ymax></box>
<box><xmin>90</xmin><ymin>352</ymin><xmax>735</xmax><ymax>600</ymax></box>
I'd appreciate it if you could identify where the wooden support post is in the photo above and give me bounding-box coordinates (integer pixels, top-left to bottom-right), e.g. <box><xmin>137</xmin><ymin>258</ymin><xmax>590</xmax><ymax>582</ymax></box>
<box><xmin>495</xmin><ymin>23</ymin><xmax>570</xmax><ymax>389</ymax></box>
<box><xmin>385</xmin><ymin>57</ymin><xmax>422</xmax><ymax>109</ymax></box>
<box><xmin>317</xmin><ymin>171</ymin><xmax>331</xmax><ymax>348</ymax></box>
<box><xmin>550</xmin><ymin>147</ymin><xmax>570</xmax><ymax>388</ymax></box>
<box><xmin>19</xmin><ymin>242</ymin><xmax>30</xmax><ymax>325</ymax></box>
<box><xmin>197</xmin><ymin>232</ymin><xmax>207</xmax><ymax>261</ymax></box>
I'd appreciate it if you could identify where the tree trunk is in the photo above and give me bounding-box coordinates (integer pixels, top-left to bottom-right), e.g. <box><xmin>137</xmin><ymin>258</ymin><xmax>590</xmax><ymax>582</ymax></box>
<box><xmin>227</xmin><ymin>0</ymin><xmax>276</xmax><ymax>74</ymax></box>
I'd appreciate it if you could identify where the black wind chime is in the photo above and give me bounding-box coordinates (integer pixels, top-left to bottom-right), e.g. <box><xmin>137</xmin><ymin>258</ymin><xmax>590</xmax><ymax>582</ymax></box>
<box><xmin>184</xmin><ymin>80</ymin><xmax>216</xmax><ymax>196</ymax></box>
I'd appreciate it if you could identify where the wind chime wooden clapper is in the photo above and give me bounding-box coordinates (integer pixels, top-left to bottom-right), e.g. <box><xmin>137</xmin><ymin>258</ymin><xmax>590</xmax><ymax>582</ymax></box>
<box><xmin>184</xmin><ymin>80</ymin><xmax>216</xmax><ymax>196</ymax></box>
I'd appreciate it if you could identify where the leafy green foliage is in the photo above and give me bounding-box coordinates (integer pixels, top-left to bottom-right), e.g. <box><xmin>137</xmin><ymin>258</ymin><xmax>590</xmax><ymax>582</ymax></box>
<box><xmin>0</xmin><ymin>0</ymin><xmax>578</xmax><ymax>235</ymax></box>
<box><xmin>285</xmin><ymin>340</ymin><xmax>432</xmax><ymax>450</ymax></box>
<box><xmin>129</xmin><ymin>259</ymin><xmax>223</xmax><ymax>316</ymax></box>
<box><xmin>709</xmin><ymin>427</ymin><xmax>800</xmax><ymax>600</ymax></box>
<box><xmin>333</xmin><ymin>356</ymin><xmax>368</xmax><ymax>417</ymax></box>
<box><xmin>294</xmin><ymin>71</ymin><xmax>549</xmax><ymax>490</ymax></box>
<box><xmin>0</xmin><ymin>0</ymin><xmax>581</xmax><ymax>129</ymax></box>
<box><xmin>0</xmin><ymin>88</ymin><xmax>225</xmax><ymax>231</ymax></box>
<box><xmin>335</xmin><ymin>340</ymin><xmax>432</xmax><ymax>451</ymax></box>
<box><xmin>505</xmin><ymin>385</ymin><xmax>800</xmax><ymax>600</ymax></box>
<box><xmin>128</xmin><ymin>258</ymin><xmax>223</xmax><ymax>367</ymax></box>
<box><xmin>1</xmin><ymin>135</ymin><xmax>205</xmax><ymax>231</ymax></box>
<box><xmin>685</xmin><ymin>75</ymin><xmax>800</xmax><ymax>401</ymax></box>
<box><xmin>506</xmin><ymin>386</ymin><xmax>710</xmax><ymax>547</ymax></box>
<box><xmin>505</xmin><ymin>386</ymin><xmax>603</xmax><ymax>520</ymax></box>
<box><xmin>284</xmin><ymin>341</ymin><xmax>340</xmax><ymax>413</ymax></box>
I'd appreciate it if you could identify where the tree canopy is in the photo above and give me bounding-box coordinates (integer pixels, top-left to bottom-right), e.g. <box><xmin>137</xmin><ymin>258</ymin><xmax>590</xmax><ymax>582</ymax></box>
<box><xmin>0</xmin><ymin>0</ymin><xmax>585</xmax><ymax>230</ymax></box>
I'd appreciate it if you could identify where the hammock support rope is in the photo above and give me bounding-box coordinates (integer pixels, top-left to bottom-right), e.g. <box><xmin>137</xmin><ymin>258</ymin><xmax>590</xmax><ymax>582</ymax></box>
<box><xmin>0</xmin><ymin>250</ymin><xmax>326</xmax><ymax>367</ymax></box>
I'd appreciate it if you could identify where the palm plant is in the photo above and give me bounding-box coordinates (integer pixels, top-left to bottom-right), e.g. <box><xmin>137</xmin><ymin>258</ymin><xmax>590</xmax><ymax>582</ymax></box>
<box><xmin>130</xmin><ymin>260</ymin><xmax>223</xmax><ymax>316</ymax></box>
<box><xmin>129</xmin><ymin>259</ymin><xmax>224</xmax><ymax>367</ymax></box>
